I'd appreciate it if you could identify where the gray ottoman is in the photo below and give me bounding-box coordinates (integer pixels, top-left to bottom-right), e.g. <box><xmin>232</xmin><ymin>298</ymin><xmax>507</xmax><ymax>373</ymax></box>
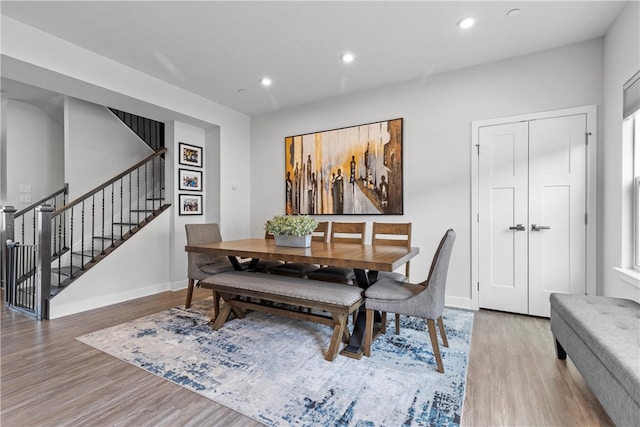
<box><xmin>550</xmin><ymin>293</ymin><xmax>639</xmax><ymax>427</ymax></box>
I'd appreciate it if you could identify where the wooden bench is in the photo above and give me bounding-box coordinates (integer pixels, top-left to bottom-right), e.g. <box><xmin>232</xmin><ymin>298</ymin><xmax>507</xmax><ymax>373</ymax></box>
<box><xmin>201</xmin><ymin>271</ymin><xmax>364</xmax><ymax>361</ymax></box>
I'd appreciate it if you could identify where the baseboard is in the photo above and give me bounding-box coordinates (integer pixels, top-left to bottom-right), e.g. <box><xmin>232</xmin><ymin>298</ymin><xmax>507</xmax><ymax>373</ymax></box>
<box><xmin>445</xmin><ymin>295</ymin><xmax>474</xmax><ymax>310</ymax></box>
<box><xmin>49</xmin><ymin>282</ymin><xmax>170</xmax><ymax>319</ymax></box>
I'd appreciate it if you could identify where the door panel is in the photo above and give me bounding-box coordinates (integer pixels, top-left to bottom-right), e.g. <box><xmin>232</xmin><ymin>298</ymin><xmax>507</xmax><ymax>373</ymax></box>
<box><xmin>528</xmin><ymin>115</ymin><xmax>586</xmax><ymax>317</ymax></box>
<box><xmin>478</xmin><ymin>122</ymin><xmax>529</xmax><ymax>314</ymax></box>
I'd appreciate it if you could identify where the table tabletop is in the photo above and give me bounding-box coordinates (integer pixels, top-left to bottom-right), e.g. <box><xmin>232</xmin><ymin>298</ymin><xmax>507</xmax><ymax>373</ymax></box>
<box><xmin>185</xmin><ymin>238</ymin><xmax>419</xmax><ymax>272</ymax></box>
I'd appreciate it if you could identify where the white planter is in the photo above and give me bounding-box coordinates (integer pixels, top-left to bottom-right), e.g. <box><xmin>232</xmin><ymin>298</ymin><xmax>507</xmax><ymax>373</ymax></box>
<box><xmin>274</xmin><ymin>234</ymin><xmax>312</xmax><ymax>248</ymax></box>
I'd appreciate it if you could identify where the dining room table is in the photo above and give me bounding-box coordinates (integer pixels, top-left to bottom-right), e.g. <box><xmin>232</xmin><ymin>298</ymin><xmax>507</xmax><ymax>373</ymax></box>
<box><xmin>186</xmin><ymin>237</ymin><xmax>419</xmax><ymax>359</ymax></box>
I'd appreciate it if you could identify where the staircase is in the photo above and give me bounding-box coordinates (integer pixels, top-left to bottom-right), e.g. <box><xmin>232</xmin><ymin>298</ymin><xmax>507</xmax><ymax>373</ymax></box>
<box><xmin>2</xmin><ymin>110</ymin><xmax>169</xmax><ymax>319</ymax></box>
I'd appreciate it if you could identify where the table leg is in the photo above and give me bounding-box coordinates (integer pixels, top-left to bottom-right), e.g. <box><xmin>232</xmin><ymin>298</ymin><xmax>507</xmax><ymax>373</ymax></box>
<box><xmin>340</xmin><ymin>268</ymin><xmax>379</xmax><ymax>359</ymax></box>
<box><xmin>227</xmin><ymin>256</ymin><xmax>254</xmax><ymax>271</ymax></box>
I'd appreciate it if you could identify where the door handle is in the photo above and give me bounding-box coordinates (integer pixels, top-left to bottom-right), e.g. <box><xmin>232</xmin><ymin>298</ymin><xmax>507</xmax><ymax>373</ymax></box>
<box><xmin>509</xmin><ymin>224</ymin><xmax>526</xmax><ymax>231</ymax></box>
<box><xmin>531</xmin><ymin>224</ymin><xmax>551</xmax><ymax>231</ymax></box>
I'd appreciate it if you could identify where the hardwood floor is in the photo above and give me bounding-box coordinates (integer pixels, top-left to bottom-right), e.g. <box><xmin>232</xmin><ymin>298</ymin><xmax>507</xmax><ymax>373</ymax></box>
<box><xmin>1</xmin><ymin>289</ymin><xmax>613</xmax><ymax>426</ymax></box>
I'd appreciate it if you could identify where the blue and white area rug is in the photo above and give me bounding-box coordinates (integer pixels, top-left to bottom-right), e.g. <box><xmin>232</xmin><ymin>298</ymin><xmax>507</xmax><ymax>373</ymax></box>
<box><xmin>77</xmin><ymin>298</ymin><xmax>474</xmax><ymax>426</ymax></box>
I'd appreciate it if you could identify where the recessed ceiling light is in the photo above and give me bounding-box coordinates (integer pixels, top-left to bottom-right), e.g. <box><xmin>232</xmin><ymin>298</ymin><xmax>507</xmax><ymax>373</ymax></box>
<box><xmin>507</xmin><ymin>8</ymin><xmax>521</xmax><ymax>18</ymax></box>
<box><xmin>341</xmin><ymin>52</ymin><xmax>355</xmax><ymax>63</ymax></box>
<box><xmin>457</xmin><ymin>17</ymin><xmax>475</xmax><ymax>30</ymax></box>
<box><xmin>260</xmin><ymin>77</ymin><xmax>272</xmax><ymax>87</ymax></box>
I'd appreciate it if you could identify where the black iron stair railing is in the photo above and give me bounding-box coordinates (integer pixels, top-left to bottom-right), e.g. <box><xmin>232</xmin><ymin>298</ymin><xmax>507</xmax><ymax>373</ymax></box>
<box><xmin>2</xmin><ymin>148</ymin><xmax>169</xmax><ymax>319</ymax></box>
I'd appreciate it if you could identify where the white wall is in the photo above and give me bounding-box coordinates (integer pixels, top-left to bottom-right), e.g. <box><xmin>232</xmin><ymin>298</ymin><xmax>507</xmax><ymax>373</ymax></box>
<box><xmin>4</xmin><ymin>99</ymin><xmax>64</xmax><ymax>206</ymax></box>
<box><xmin>49</xmin><ymin>209</ymin><xmax>171</xmax><ymax>318</ymax></box>
<box><xmin>0</xmin><ymin>99</ymin><xmax>6</xmax><ymax>204</ymax></box>
<box><xmin>64</xmin><ymin>97</ymin><xmax>152</xmax><ymax>200</ymax></box>
<box><xmin>251</xmin><ymin>39</ymin><xmax>604</xmax><ymax>308</ymax></box>
<box><xmin>169</xmin><ymin>121</ymin><xmax>206</xmax><ymax>290</ymax></box>
<box><xmin>1</xmin><ymin>16</ymin><xmax>251</xmax><ymax>242</ymax></box>
<box><xmin>602</xmin><ymin>0</ymin><xmax>640</xmax><ymax>301</ymax></box>
<box><xmin>1</xmin><ymin>16</ymin><xmax>251</xmax><ymax>316</ymax></box>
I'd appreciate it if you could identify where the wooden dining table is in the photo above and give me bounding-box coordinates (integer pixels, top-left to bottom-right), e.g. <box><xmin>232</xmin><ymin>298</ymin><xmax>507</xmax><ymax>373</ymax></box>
<box><xmin>185</xmin><ymin>238</ymin><xmax>420</xmax><ymax>358</ymax></box>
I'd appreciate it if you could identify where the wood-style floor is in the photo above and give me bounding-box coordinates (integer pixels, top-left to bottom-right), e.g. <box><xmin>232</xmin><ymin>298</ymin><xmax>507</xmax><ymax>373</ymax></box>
<box><xmin>1</xmin><ymin>288</ymin><xmax>613</xmax><ymax>426</ymax></box>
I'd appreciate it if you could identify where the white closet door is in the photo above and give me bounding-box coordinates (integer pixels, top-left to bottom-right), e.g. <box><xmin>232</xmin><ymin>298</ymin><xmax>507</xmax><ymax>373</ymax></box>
<box><xmin>478</xmin><ymin>122</ymin><xmax>529</xmax><ymax>314</ymax></box>
<box><xmin>528</xmin><ymin>114</ymin><xmax>587</xmax><ymax>317</ymax></box>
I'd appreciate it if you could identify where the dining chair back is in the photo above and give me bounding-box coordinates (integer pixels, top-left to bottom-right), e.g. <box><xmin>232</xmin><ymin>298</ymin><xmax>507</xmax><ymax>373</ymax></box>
<box><xmin>329</xmin><ymin>221</ymin><xmax>367</xmax><ymax>244</ymax></box>
<box><xmin>372</xmin><ymin>222</ymin><xmax>412</xmax><ymax>277</ymax></box>
<box><xmin>363</xmin><ymin>229</ymin><xmax>456</xmax><ymax>373</ymax></box>
<box><xmin>306</xmin><ymin>221</ymin><xmax>366</xmax><ymax>284</ymax></box>
<box><xmin>371</xmin><ymin>222</ymin><xmax>413</xmax><ymax>333</ymax></box>
<box><xmin>269</xmin><ymin>221</ymin><xmax>329</xmax><ymax>278</ymax></box>
<box><xmin>185</xmin><ymin>223</ymin><xmax>235</xmax><ymax>313</ymax></box>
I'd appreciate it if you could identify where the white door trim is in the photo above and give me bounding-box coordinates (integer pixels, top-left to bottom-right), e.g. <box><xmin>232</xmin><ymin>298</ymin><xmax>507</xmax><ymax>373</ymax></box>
<box><xmin>470</xmin><ymin>105</ymin><xmax>597</xmax><ymax>310</ymax></box>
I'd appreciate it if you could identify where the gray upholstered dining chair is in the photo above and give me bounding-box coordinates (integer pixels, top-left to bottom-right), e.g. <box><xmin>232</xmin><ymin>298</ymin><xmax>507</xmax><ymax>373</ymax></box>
<box><xmin>371</xmin><ymin>221</ymin><xmax>412</xmax><ymax>333</ymax></box>
<box><xmin>363</xmin><ymin>229</ymin><xmax>455</xmax><ymax>373</ymax></box>
<box><xmin>269</xmin><ymin>221</ymin><xmax>329</xmax><ymax>278</ymax></box>
<box><xmin>185</xmin><ymin>223</ymin><xmax>235</xmax><ymax>317</ymax></box>
<box><xmin>306</xmin><ymin>221</ymin><xmax>366</xmax><ymax>284</ymax></box>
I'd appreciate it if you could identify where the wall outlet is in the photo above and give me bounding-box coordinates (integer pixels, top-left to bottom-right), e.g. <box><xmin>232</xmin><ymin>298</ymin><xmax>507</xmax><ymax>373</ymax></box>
<box><xmin>20</xmin><ymin>194</ymin><xmax>32</xmax><ymax>203</ymax></box>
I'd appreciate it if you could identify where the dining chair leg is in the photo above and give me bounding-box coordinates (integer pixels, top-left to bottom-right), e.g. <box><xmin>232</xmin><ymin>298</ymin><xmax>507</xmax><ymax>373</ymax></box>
<box><xmin>212</xmin><ymin>290</ymin><xmax>221</xmax><ymax>320</ymax></box>
<box><xmin>395</xmin><ymin>314</ymin><xmax>401</xmax><ymax>335</ymax></box>
<box><xmin>380</xmin><ymin>312</ymin><xmax>388</xmax><ymax>335</ymax></box>
<box><xmin>364</xmin><ymin>309</ymin><xmax>374</xmax><ymax>357</ymax></box>
<box><xmin>185</xmin><ymin>278</ymin><xmax>196</xmax><ymax>308</ymax></box>
<box><xmin>437</xmin><ymin>316</ymin><xmax>449</xmax><ymax>347</ymax></box>
<box><xmin>427</xmin><ymin>318</ymin><xmax>444</xmax><ymax>373</ymax></box>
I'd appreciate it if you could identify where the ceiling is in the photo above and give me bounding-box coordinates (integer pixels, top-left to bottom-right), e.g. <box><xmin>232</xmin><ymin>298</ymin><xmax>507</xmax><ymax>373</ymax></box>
<box><xmin>0</xmin><ymin>1</ymin><xmax>627</xmax><ymax>117</ymax></box>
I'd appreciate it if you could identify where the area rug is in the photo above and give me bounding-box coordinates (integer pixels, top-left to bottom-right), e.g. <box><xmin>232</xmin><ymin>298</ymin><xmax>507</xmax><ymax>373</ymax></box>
<box><xmin>77</xmin><ymin>298</ymin><xmax>474</xmax><ymax>426</ymax></box>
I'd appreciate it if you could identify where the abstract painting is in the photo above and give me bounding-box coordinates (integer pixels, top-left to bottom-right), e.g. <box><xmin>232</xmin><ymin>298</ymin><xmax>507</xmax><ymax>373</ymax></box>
<box><xmin>285</xmin><ymin>118</ymin><xmax>403</xmax><ymax>215</ymax></box>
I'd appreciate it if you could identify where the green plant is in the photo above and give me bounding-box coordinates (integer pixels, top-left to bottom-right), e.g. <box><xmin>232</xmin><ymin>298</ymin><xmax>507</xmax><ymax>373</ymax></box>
<box><xmin>265</xmin><ymin>215</ymin><xmax>318</xmax><ymax>236</ymax></box>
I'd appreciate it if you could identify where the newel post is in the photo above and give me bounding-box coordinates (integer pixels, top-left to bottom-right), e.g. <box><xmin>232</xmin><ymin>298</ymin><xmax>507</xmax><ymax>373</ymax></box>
<box><xmin>1</xmin><ymin>206</ymin><xmax>16</xmax><ymax>292</ymax></box>
<box><xmin>36</xmin><ymin>204</ymin><xmax>53</xmax><ymax>320</ymax></box>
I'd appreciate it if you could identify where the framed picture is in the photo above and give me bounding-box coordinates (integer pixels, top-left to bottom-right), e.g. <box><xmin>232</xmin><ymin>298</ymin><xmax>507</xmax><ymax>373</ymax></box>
<box><xmin>285</xmin><ymin>118</ymin><xmax>403</xmax><ymax>215</ymax></box>
<box><xmin>179</xmin><ymin>194</ymin><xmax>203</xmax><ymax>215</ymax></box>
<box><xmin>179</xmin><ymin>143</ymin><xmax>202</xmax><ymax>168</ymax></box>
<box><xmin>179</xmin><ymin>168</ymin><xmax>203</xmax><ymax>192</ymax></box>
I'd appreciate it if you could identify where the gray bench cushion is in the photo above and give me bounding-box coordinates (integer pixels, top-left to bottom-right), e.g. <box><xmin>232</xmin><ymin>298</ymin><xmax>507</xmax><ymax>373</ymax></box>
<box><xmin>550</xmin><ymin>293</ymin><xmax>640</xmax><ymax>415</ymax></box>
<box><xmin>202</xmin><ymin>271</ymin><xmax>363</xmax><ymax>307</ymax></box>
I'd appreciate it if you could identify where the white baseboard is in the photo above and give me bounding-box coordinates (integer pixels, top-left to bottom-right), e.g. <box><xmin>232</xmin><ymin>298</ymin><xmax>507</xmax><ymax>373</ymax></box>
<box><xmin>445</xmin><ymin>295</ymin><xmax>475</xmax><ymax>310</ymax></box>
<box><xmin>49</xmin><ymin>282</ymin><xmax>170</xmax><ymax>319</ymax></box>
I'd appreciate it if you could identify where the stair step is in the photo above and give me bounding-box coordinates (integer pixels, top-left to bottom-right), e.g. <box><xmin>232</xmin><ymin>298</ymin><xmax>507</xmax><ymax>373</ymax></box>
<box><xmin>72</xmin><ymin>250</ymin><xmax>102</xmax><ymax>258</ymax></box>
<box><xmin>51</xmin><ymin>265</ymin><xmax>82</xmax><ymax>277</ymax></box>
<box><xmin>52</xmin><ymin>247</ymin><xmax>70</xmax><ymax>259</ymax></box>
<box><xmin>112</xmin><ymin>222</ymin><xmax>137</xmax><ymax>226</ymax></box>
<box><xmin>93</xmin><ymin>236</ymin><xmax>120</xmax><ymax>241</ymax></box>
<box><xmin>130</xmin><ymin>209</ymin><xmax>155</xmax><ymax>213</ymax></box>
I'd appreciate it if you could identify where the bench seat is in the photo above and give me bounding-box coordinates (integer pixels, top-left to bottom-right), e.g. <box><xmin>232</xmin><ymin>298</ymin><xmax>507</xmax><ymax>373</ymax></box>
<box><xmin>201</xmin><ymin>271</ymin><xmax>364</xmax><ymax>361</ymax></box>
<box><xmin>550</xmin><ymin>293</ymin><xmax>640</xmax><ymax>427</ymax></box>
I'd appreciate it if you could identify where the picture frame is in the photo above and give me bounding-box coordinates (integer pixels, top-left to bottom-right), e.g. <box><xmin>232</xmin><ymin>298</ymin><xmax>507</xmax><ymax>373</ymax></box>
<box><xmin>179</xmin><ymin>143</ymin><xmax>203</xmax><ymax>168</ymax></box>
<box><xmin>179</xmin><ymin>194</ymin><xmax>203</xmax><ymax>215</ymax></box>
<box><xmin>178</xmin><ymin>168</ymin><xmax>203</xmax><ymax>192</ymax></box>
<box><xmin>285</xmin><ymin>118</ymin><xmax>403</xmax><ymax>215</ymax></box>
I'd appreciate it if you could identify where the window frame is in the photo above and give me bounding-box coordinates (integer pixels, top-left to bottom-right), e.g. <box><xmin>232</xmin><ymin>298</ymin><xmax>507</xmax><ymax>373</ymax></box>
<box><xmin>634</xmin><ymin>115</ymin><xmax>640</xmax><ymax>272</ymax></box>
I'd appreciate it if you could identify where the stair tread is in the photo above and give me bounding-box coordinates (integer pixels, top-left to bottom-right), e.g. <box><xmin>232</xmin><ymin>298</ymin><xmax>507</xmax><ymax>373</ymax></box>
<box><xmin>72</xmin><ymin>250</ymin><xmax>101</xmax><ymax>257</ymax></box>
<box><xmin>51</xmin><ymin>266</ymin><xmax>82</xmax><ymax>277</ymax></box>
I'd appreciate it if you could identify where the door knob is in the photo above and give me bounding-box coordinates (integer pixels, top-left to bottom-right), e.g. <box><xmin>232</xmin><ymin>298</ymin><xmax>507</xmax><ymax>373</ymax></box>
<box><xmin>509</xmin><ymin>224</ymin><xmax>525</xmax><ymax>231</ymax></box>
<box><xmin>531</xmin><ymin>224</ymin><xmax>551</xmax><ymax>231</ymax></box>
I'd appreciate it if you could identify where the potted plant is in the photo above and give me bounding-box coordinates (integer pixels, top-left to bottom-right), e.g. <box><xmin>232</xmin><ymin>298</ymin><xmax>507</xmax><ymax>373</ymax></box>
<box><xmin>265</xmin><ymin>214</ymin><xmax>318</xmax><ymax>248</ymax></box>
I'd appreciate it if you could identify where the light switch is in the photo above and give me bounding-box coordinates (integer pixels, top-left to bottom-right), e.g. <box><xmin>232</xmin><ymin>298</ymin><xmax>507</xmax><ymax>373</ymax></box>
<box><xmin>19</xmin><ymin>184</ymin><xmax>32</xmax><ymax>193</ymax></box>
